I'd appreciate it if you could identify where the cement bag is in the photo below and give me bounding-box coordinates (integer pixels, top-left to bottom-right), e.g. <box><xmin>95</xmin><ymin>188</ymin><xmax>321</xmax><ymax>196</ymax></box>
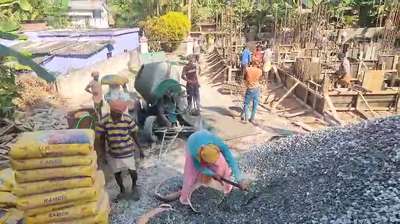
<box><xmin>11</xmin><ymin>151</ymin><xmax>97</xmax><ymax>170</ymax></box>
<box><xmin>24</xmin><ymin>197</ymin><xmax>92</xmax><ymax>217</ymax></box>
<box><xmin>0</xmin><ymin>168</ymin><xmax>15</xmax><ymax>192</ymax></box>
<box><xmin>0</xmin><ymin>208</ymin><xmax>23</xmax><ymax>224</ymax></box>
<box><xmin>15</xmin><ymin>161</ymin><xmax>97</xmax><ymax>183</ymax></box>
<box><xmin>101</xmin><ymin>74</ymin><xmax>128</xmax><ymax>85</ymax></box>
<box><xmin>0</xmin><ymin>192</ymin><xmax>17</xmax><ymax>207</ymax></box>
<box><xmin>49</xmin><ymin>194</ymin><xmax>110</xmax><ymax>224</ymax></box>
<box><xmin>13</xmin><ymin>170</ymin><xmax>105</xmax><ymax>197</ymax></box>
<box><xmin>22</xmin><ymin>171</ymin><xmax>105</xmax><ymax>216</ymax></box>
<box><xmin>10</xmin><ymin>129</ymin><xmax>94</xmax><ymax>160</ymax></box>
<box><xmin>25</xmin><ymin>191</ymin><xmax>107</xmax><ymax>224</ymax></box>
<box><xmin>16</xmin><ymin>179</ymin><xmax>103</xmax><ymax>210</ymax></box>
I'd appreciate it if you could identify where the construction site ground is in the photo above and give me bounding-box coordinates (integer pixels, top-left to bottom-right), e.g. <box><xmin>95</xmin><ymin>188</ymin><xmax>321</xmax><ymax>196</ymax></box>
<box><xmin>11</xmin><ymin>46</ymin><xmax>396</xmax><ymax>223</ymax></box>
<box><xmin>105</xmin><ymin>49</ymin><xmax>334</xmax><ymax>223</ymax></box>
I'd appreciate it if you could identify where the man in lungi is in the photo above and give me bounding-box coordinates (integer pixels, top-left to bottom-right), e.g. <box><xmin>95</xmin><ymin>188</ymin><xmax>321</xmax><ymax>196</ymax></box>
<box><xmin>96</xmin><ymin>99</ymin><xmax>144</xmax><ymax>201</ymax></box>
<box><xmin>85</xmin><ymin>71</ymin><xmax>103</xmax><ymax>119</ymax></box>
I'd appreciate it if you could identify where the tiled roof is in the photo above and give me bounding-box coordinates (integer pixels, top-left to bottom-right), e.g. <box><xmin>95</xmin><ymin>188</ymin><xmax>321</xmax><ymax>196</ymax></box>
<box><xmin>11</xmin><ymin>40</ymin><xmax>113</xmax><ymax>58</ymax></box>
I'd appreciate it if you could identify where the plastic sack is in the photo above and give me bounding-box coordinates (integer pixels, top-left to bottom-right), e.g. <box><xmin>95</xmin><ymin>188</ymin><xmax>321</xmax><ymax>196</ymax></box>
<box><xmin>101</xmin><ymin>74</ymin><xmax>128</xmax><ymax>85</ymax></box>
<box><xmin>24</xmin><ymin>195</ymin><xmax>98</xmax><ymax>217</ymax></box>
<box><xmin>17</xmin><ymin>179</ymin><xmax>103</xmax><ymax>210</ymax></box>
<box><xmin>15</xmin><ymin>161</ymin><xmax>97</xmax><ymax>183</ymax></box>
<box><xmin>11</xmin><ymin>151</ymin><xmax>97</xmax><ymax>171</ymax></box>
<box><xmin>13</xmin><ymin>170</ymin><xmax>105</xmax><ymax>198</ymax></box>
<box><xmin>49</xmin><ymin>194</ymin><xmax>110</xmax><ymax>224</ymax></box>
<box><xmin>0</xmin><ymin>168</ymin><xmax>15</xmax><ymax>192</ymax></box>
<box><xmin>10</xmin><ymin>129</ymin><xmax>94</xmax><ymax>160</ymax></box>
<box><xmin>25</xmin><ymin>191</ymin><xmax>108</xmax><ymax>224</ymax></box>
<box><xmin>0</xmin><ymin>192</ymin><xmax>17</xmax><ymax>207</ymax></box>
<box><xmin>0</xmin><ymin>208</ymin><xmax>23</xmax><ymax>224</ymax></box>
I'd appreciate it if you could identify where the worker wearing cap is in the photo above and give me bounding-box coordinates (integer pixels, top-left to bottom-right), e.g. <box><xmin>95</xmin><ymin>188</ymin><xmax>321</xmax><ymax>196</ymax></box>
<box><xmin>85</xmin><ymin>71</ymin><xmax>103</xmax><ymax>118</ymax></box>
<box><xmin>180</xmin><ymin>130</ymin><xmax>247</xmax><ymax>205</ymax></box>
<box><xmin>96</xmin><ymin>99</ymin><xmax>144</xmax><ymax>201</ymax></box>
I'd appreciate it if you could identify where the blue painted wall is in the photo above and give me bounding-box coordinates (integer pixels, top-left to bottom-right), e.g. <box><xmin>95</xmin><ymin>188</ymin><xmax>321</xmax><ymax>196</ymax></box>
<box><xmin>23</xmin><ymin>29</ymin><xmax>140</xmax><ymax>75</ymax></box>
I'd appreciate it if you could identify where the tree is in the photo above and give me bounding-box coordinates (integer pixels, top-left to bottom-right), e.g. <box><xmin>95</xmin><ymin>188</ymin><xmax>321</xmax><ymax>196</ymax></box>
<box><xmin>0</xmin><ymin>0</ymin><xmax>56</xmax><ymax>118</ymax></box>
<box><xmin>108</xmin><ymin>0</ymin><xmax>188</xmax><ymax>27</ymax></box>
<box><xmin>141</xmin><ymin>12</ymin><xmax>191</xmax><ymax>52</ymax></box>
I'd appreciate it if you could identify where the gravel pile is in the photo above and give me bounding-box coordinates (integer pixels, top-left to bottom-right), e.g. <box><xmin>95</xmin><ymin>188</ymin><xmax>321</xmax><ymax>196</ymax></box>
<box><xmin>190</xmin><ymin>186</ymin><xmax>224</xmax><ymax>213</ymax></box>
<box><xmin>15</xmin><ymin>107</ymin><xmax>68</xmax><ymax>131</ymax></box>
<box><xmin>108</xmin><ymin>165</ymin><xmax>181</xmax><ymax>224</ymax></box>
<box><xmin>147</xmin><ymin>116</ymin><xmax>400</xmax><ymax>224</ymax></box>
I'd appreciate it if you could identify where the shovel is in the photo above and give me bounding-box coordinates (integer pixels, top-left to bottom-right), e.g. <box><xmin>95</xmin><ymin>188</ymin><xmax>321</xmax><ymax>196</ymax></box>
<box><xmin>213</xmin><ymin>176</ymin><xmax>248</xmax><ymax>191</ymax></box>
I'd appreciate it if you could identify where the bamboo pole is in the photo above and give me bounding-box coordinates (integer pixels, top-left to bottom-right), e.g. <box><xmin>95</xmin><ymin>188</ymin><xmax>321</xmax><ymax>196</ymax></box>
<box><xmin>188</xmin><ymin>0</ymin><xmax>192</xmax><ymax>22</ymax></box>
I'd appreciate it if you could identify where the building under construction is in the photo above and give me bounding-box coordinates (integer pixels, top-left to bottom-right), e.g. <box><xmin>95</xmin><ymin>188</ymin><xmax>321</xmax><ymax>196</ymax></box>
<box><xmin>203</xmin><ymin>1</ymin><xmax>400</xmax><ymax>127</ymax></box>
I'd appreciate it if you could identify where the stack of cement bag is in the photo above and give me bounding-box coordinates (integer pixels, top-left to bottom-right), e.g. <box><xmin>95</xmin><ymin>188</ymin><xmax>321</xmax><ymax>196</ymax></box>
<box><xmin>0</xmin><ymin>168</ymin><xmax>23</xmax><ymax>224</ymax></box>
<box><xmin>9</xmin><ymin>129</ymin><xmax>109</xmax><ymax>224</ymax></box>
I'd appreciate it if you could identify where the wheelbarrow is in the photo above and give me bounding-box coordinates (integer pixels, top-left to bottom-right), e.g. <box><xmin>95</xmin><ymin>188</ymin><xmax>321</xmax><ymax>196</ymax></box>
<box><xmin>66</xmin><ymin>108</ymin><xmax>97</xmax><ymax>129</ymax></box>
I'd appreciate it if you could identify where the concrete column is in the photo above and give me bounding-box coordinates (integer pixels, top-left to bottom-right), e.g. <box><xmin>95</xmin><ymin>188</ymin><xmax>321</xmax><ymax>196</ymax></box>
<box><xmin>140</xmin><ymin>35</ymin><xmax>149</xmax><ymax>54</ymax></box>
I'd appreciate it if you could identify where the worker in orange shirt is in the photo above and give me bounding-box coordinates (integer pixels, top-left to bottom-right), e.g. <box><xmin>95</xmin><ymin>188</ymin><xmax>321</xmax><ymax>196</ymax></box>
<box><xmin>242</xmin><ymin>60</ymin><xmax>262</xmax><ymax>124</ymax></box>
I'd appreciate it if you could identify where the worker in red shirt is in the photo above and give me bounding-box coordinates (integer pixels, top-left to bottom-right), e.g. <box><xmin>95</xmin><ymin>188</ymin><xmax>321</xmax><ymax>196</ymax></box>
<box><xmin>252</xmin><ymin>44</ymin><xmax>263</xmax><ymax>65</ymax></box>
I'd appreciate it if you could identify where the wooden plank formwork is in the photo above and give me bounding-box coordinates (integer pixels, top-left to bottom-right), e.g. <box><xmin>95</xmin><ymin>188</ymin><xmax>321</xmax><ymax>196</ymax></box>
<box><xmin>277</xmin><ymin>68</ymin><xmax>400</xmax><ymax>115</ymax></box>
<box><xmin>329</xmin><ymin>92</ymin><xmax>399</xmax><ymax>111</ymax></box>
<box><xmin>277</xmin><ymin>68</ymin><xmax>325</xmax><ymax>114</ymax></box>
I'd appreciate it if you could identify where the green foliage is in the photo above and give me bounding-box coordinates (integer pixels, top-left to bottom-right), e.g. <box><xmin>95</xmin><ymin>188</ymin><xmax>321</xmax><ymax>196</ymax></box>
<box><xmin>0</xmin><ymin>64</ymin><xmax>20</xmax><ymax>118</ymax></box>
<box><xmin>109</xmin><ymin>0</ymin><xmax>143</xmax><ymax>27</ymax></box>
<box><xmin>0</xmin><ymin>0</ymin><xmax>70</xmax><ymax>29</ymax></box>
<box><xmin>109</xmin><ymin>0</ymin><xmax>187</xmax><ymax>27</ymax></box>
<box><xmin>41</xmin><ymin>0</ymin><xmax>70</xmax><ymax>28</ymax></box>
<box><xmin>0</xmin><ymin>0</ymin><xmax>30</xmax><ymax>33</ymax></box>
<box><xmin>0</xmin><ymin>44</ymin><xmax>56</xmax><ymax>82</ymax></box>
<box><xmin>141</xmin><ymin>12</ymin><xmax>191</xmax><ymax>52</ymax></box>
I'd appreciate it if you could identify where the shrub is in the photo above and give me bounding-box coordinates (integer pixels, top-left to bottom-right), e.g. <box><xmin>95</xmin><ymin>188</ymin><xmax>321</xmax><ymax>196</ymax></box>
<box><xmin>0</xmin><ymin>65</ymin><xmax>20</xmax><ymax>118</ymax></box>
<box><xmin>141</xmin><ymin>12</ymin><xmax>191</xmax><ymax>52</ymax></box>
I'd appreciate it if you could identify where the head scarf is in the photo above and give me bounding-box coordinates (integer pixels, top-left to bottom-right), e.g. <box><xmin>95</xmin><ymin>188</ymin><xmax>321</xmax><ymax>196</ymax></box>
<box><xmin>199</xmin><ymin>144</ymin><xmax>220</xmax><ymax>164</ymax></box>
<box><xmin>109</xmin><ymin>100</ymin><xmax>128</xmax><ymax>113</ymax></box>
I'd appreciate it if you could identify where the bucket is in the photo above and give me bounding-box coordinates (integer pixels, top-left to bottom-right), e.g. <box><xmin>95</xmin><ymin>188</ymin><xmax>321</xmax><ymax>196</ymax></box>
<box><xmin>67</xmin><ymin>108</ymin><xmax>96</xmax><ymax>129</ymax></box>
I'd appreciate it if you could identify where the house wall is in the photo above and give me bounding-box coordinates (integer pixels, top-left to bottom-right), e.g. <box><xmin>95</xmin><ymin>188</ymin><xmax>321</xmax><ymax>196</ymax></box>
<box><xmin>112</xmin><ymin>32</ymin><xmax>139</xmax><ymax>54</ymax></box>
<box><xmin>42</xmin><ymin>47</ymin><xmax>110</xmax><ymax>75</ymax></box>
<box><xmin>89</xmin><ymin>7</ymin><xmax>109</xmax><ymax>28</ymax></box>
<box><xmin>70</xmin><ymin>16</ymin><xmax>89</xmax><ymax>28</ymax></box>
<box><xmin>23</xmin><ymin>29</ymin><xmax>140</xmax><ymax>75</ymax></box>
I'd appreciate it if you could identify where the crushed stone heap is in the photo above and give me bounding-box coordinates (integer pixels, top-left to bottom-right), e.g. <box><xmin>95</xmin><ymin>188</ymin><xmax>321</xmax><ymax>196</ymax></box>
<box><xmin>148</xmin><ymin>116</ymin><xmax>400</xmax><ymax>224</ymax></box>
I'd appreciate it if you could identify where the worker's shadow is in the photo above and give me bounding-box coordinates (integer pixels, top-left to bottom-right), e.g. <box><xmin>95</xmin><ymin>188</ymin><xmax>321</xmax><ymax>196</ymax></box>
<box><xmin>202</xmin><ymin>106</ymin><xmax>236</xmax><ymax>118</ymax></box>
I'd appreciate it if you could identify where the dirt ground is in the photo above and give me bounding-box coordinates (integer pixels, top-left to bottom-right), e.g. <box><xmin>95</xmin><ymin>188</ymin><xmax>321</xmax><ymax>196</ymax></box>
<box><xmin>52</xmin><ymin>44</ymin><xmax>377</xmax><ymax>223</ymax></box>
<box><xmin>105</xmin><ymin>48</ymin><xmax>314</xmax><ymax>223</ymax></box>
<box><xmin>55</xmin><ymin>44</ymin><xmax>396</xmax><ymax>223</ymax></box>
